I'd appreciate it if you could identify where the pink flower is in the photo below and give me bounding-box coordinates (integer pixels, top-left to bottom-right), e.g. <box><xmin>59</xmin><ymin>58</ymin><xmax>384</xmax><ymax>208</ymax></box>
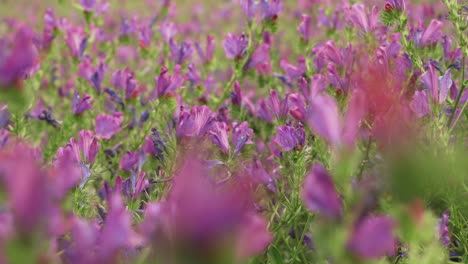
<box><xmin>95</xmin><ymin>112</ymin><xmax>124</xmax><ymax>140</ymax></box>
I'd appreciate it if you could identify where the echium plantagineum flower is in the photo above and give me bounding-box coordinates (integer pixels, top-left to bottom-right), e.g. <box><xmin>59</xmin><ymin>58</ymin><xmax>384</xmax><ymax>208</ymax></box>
<box><xmin>176</xmin><ymin>105</ymin><xmax>216</xmax><ymax>138</ymax></box>
<box><xmin>0</xmin><ymin>26</ymin><xmax>38</xmax><ymax>87</ymax></box>
<box><xmin>0</xmin><ymin>105</ymin><xmax>9</xmax><ymax>129</ymax></box>
<box><xmin>297</xmin><ymin>14</ymin><xmax>311</xmax><ymax>42</ymax></box>
<box><xmin>438</xmin><ymin>212</ymin><xmax>450</xmax><ymax>247</ymax></box>
<box><xmin>222</xmin><ymin>32</ymin><xmax>248</xmax><ymax>60</ymax></box>
<box><xmin>240</xmin><ymin>0</ymin><xmax>259</xmax><ymax>20</ymax></box>
<box><xmin>159</xmin><ymin>22</ymin><xmax>177</xmax><ymax>43</ymax></box>
<box><xmin>169</xmin><ymin>39</ymin><xmax>193</xmax><ymax>64</ymax></box>
<box><xmin>302</xmin><ymin>163</ymin><xmax>342</xmax><ymax>220</ymax></box>
<box><xmin>260</xmin><ymin>0</ymin><xmax>284</xmax><ymax>21</ymax></box>
<box><xmin>142</xmin><ymin>128</ymin><xmax>166</xmax><ymax>160</ymax></box>
<box><xmin>420</xmin><ymin>61</ymin><xmax>452</xmax><ymax>104</ymax></box>
<box><xmin>152</xmin><ymin>65</ymin><xmax>185</xmax><ymax>99</ymax></box>
<box><xmin>347</xmin><ymin>215</ymin><xmax>396</xmax><ymax>260</ymax></box>
<box><xmin>257</xmin><ymin>90</ymin><xmax>290</xmax><ymax>123</ymax></box>
<box><xmin>72</xmin><ymin>91</ymin><xmax>93</xmax><ymax>115</ymax></box>
<box><xmin>42</xmin><ymin>8</ymin><xmax>57</xmax><ymax>50</ymax></box>
<box><xmin>140</xmin><ymin>157</ymin><xmax>272</xmax><ymax>262</ymax></box>
<box><xmin>274</xmin><ymin>123</ymin><xmax>305</xmax><ymax>152</ymax></box>
<box><xmin>95</xmin><ymin>112</ymin><xmax>124</xmax><ymax>140</ymax></box>
<box><xmin>410</xmin><ymin>90</ymin><xmax>430</xmax><ymax>118</ymax></box>
<box><xmin>111</xmin><ymin>68</ymin><xmax>139</xmax><ymax>100</ymax></box>
<box><xmin>55</xmin><ymin>130</ymin><xmax>100</xmax><ymax>188</ymax></box>
<box><xmin>80</xmin><ymin>0</ymin><xmax>96</xmax><ymax>11</ymax></box>
<box><xmin>195</xmin><ymin>34</ymin><xmax>215</xmax><ymax>63</ymax></box>
<box><xmin>385</xmin><ymin>0</ymin><xmax>405</xmax><ymax>11</ymax></box>
<box><xmin>209</xmin><ymin>121</ymin><xmax>253</xmax><ymax>155</ymax></box>
<box><xmin>419</xmin><ymin>19</ymin><xmax>443</xmax><ymax>46</ymax></box>
<box><xmin>64</xmin><ymin>24</ymin><xmax>87</xmax><ymax>59</ymax></box>
<box><xmin>346</xmin><ymin>4</ymin><xmax>379</xmax><ymax>33</ymax></box>
<box><xmin>280</xmin><ymin>57</ymin><xmax>306</xmax><ymax>81</ymax></box>
<box><xmin>244</xmin><ymin>43</ymin><xmax>270</xmax><ymax>71</ymax></box>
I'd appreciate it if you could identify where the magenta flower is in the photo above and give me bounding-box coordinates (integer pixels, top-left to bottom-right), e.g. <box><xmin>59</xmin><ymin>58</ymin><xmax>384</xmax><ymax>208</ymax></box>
<box><xmin>302</xmin><ymin>163</ymin><xmax>342</xmax><ymax>220</ymax></box>
<box><xmin>439</xmin><ymin>212</ymin><xmax>450</xmax><ymax>247</ymax></box>
<box><xmin>421</xmin><ymin>62</ymin><xmax>452</xmax><ymax>104</ymax></box>
<box><xmin>257</xmin><ymin>90</ymin><xmax>290</xmax><ymax>123</ymax></box>
<box><xmin>307</xmin><ymin>94</ymin><xmax>342</xmax><ymax>146</ymax></box>
<box><xmin>385</xmin><ymin>0</ymin><xmax>405</xmax><ymax>11</ymax></box>
<box><xmin>80</xmin><ymin>0</ymin><xmax>96</xmax><ymax>11</ymax></box>
<box><xmin>410</xmin><ymin>90</ymin><xmax>430</xmax><ymax>118</ymax></box>
<box><xmin>77</xmin><ymin>130</ymin><xmax>100</xmax><ymax>164</ymax></box>
<box><xmin>236</xmin><ymin>214</ymin><xmax>273</xmax><ymax>259</ymax></box>
<box><xmin>260</xmin><ymin>0</ymin><xmax>284</xmax><ymax>21</ymax></box>
<box><xmin>95</xmin><ymin>112</ymin><xmax>124</xmax><ymax>140</ymax></box>
<box><xmin>0</xmin><ymin>26</ymin><xmax>37</xmax><ymax>87</ymax></box>
<box><xmin>298</xmin><ymin>14</ymin><xmax>311</xmax><ymax>42</ymax></box>
<box><xmin>176</xmin><ymin>105</ymin><xmax>216</xmax><ymax>138</ymax></box>
<box><xmin>222</xmin><ymin>33</ymin><xmax>248</xmax><ymax>59</ymax></box>
<box><xmin>348</xmin><ymin>216</ymin><xmax>396</xmax><ymax>259</ymax></box>
<box><xmin>232</xmin><ymin>121</ymin><xmax>253</xmax><ymax>155</ymax></box>
<box><xmin>245</xmin><ymin>43</ymin><xmax>270</xmax><ymax>70</ymax></box>
<box><xmin>120</xmin><ymin>151</ymin><xmax>139</xmax><ymax>172</ymax></box>
<box><xmin>240</xmin><ymin>0</ymin><xmax>259</xmax><ymax>20</ymax></box>
<box><xmin>195</xmin><ymin>34</ymin><xmax>216</xmax><ymax>63</ymax></box>
<box><xmin>0</xmin><ymin>130</ymin><xmax>8</xmax><ymax>149</ymax></box>
<box><xmin>123</xmin><ymin>171</ymin><xmax>149</xmax><ymax>199</ymax></box>
<box><xmin>65</xmin><ymin>25</ymin><xmax>87</xmax><ymax>59</ymax></box>
<box><xmin>0</xmin><ymin>105</ymin><xmax>9</xmax><ymax>129</ymax></box>
<box><xmin>159</xmin><ymin>22</ymin><xmax>177</xmax><ymax>43</ymax></box>
<box><xmin>231</xmin><ymin>81</ymin><xmax>242</xmax><ymax>106</ymax></box>
<box><xmin>274</xmin><ymin>124</ymin><xmax>305</xmax><ymax>151</ymax></box>
<box><xmin>169</xmin><ymin>39</ymin><xmax>193</xmax><ymax>64</ymax></box>
<box><xmin>346</xmin><ymin>4</ymin><xmax>379</xmax><ymax>33</ymax></box>
<box><xmin>72</xmin><ymin>91</ymin><xmax>93</xmax><ymax>115</ymax></box>
<box><xmin>420</xmin><ymin>19</ymin><xmax>443</xmax><ymax>46</ymax></box>
<box><xmin>152</xmin><ymin>65</ymin><xmax>185</xmax><ymax>98</ymax></box>
<box><xmin>209</xmin><ymin>122</ymin><xmax>230</xmax><ymax>154</ymax></box>
<box><xmin>280</xmin><ymin>59</ymin><xmax>306</xmax><ymax>80</ymax></box>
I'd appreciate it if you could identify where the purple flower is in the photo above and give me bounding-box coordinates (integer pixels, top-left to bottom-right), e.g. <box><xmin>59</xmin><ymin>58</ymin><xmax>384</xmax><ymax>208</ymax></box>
<box><xmin>302</xmin><ymin>163</ymin><xmax>342</xmax><ymax>220</ymax></box>
<box><xmin>111</xmin><ymin>68</ymin><xmax>138</xmax><ymax>99</ymax></box>
<box><xmin>169</xmin><ymin>39</ymin><xmax>193</xmax><ymax>64</ymax></box>
<box><xmin>260</xmin><ymin>0</ymin><xmax>284</xmax><ymax>21</ymax></box>
<box><xmin>439</xmin><ymin>212</ymin><xmax>450</xmax><ymax>247</ymax></box>
<box><xmin>95</xmin><ymin>112</ymin><xmax>124</xmax><ymax>140</ymax></box>
<box><xmin>0</xmin><ymin>105</ymin><xmax>9</xmax><ymax>129</ymax></box>
<box><xmin>120</xmin><ymin>151</ymin><xmax>139</xmax><ymax>172</ymax></box>
<box><xmin>195</xmin><ymin>34</ymin><xmax>216</xmax><ymax>63</ymax></box>
<box><xmin>245</xmin><ymin>158</ymin><xmax>276</xmax><ymax>192</ymax></box>
<box><xmin>209</xmin><ymin>122</ymin><xmax>230</xmax><ymax>154</ymax></box>
<box><xmin>231</xmin><ymin>81</ymin><xmax>242</xmax><ymax>106</ymax></box>
<box><xmin>80</xmin><ymin>0</ymin><xmax>97</xmax><ymax>11</ymax></box>
<box><xmin>257</xmin><ymin>90</ymin><xmax>290</xmax><ymax>122</ymax></box>
<box><xmin>385</xmin><ymin>0</ymin><xmax>405</xmax><ymax>11</ymax></box>
<box><xmin>280</xmin><ymin>59</ymin><xmax>305</xmax><ymax>80</ymax></box>
<box><xmin>420</xmin><ymin>19</ymin><xmax>443</xmax><ymax>46</ymax></box>
<box><xmin>421</xmin><ymin>62</ymin><xmax>452</xmax><ymax>104</ymax></box>
<box><xmin>0</xmin><ymin>26</ymin><xmax>37</xmax><ymax>87</ymax></box>
<box><xmin>123</xmin><ymin>171</ymin><xmax>149</xmax><ymax>199</ymax></box>
<box><xmin>307</xmin><ymin>94</ymin><xmax>342</xmax><ymax>146</ymax></box>
<box><xmin>72</xmin><ymin>91</ymin><xmax>93</xmax><ymax>115</ymax></box>
<box><xmin>159</xmin><ymin>22</ymin><xmax>177</xmax><ymax>43</ymax></box>
<box><xmin>222</xmin><ymin>33</ymin><xmax>248</xmax><ymax>59</ymax></box>
<box><xmin>346</xmin><ymin>4</ymin><xmax>379</xmax><ymax>33</ymax></box>
<box><xmin>236</xmin><ymin>214</ymin><xmax>273</xmax><ymax>259</ymax></box>
<box><xmin>0</xmin><ymin>129</ymin><xmax>8</xmax><ymax>149</ymax></box>
<box><xmin>152</xmin><ymin>65</ymin><xmax>185</xmax><ymax>98</ymax></box>
<box><xmin>0</xmin><ymin>144</ymin><xmax>49</xmax><ymax>233</ymax></box>
<box><xmin>98</xmin><ymin>192</ymin><xmax>139</xmax><ymax>262</ymax></box>
<box><xmin>78</xmin><ymin>130</ymin><xmax>100</xmax><ymax>164</ymax></box>
<box><xmin>274</xmin><ymin>124</ymin><xmax>305</xmax><ymax>151</ymax></box>
<box><xmin>232</xmin><ymin>121</ymin><xmax>253</xmax><ymax>155</ymax></box>
<box><xmin>65</xmin><ymin>25</ymin><xmax>87</xmax><ymax>59</ymax></box>
<box><xmin>245</xmin><ymin>43</ymin><xmax>270</xmax><ymax>70</ymax></box>
<box><xmin>298</xmin><ymin>14</ymin><xmax>311</xmax><ymax>42</ymax></box>
<box><xmin>142</xmin><ymin>128</ymin><xmax>166</xmax><ymax>160</ymax></box>
<box><xmin>240</xmin><ymin>0</ymin><xmax>259</xmax><ymax>20</ymax></box>
<box><xmin>176</xmin><ymin>105</ymin><xmax>216</xmax><ymax>138</ymax></box>
<box><xmin>348</xmin><ymin>216</ymin><xmax>396</xmax><ymax>259</ymax></box>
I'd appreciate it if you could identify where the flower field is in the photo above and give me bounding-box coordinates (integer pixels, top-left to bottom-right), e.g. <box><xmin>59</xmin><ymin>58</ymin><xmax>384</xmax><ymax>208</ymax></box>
<box><xmin>0</xmin><ymin>0</ymin><xmax>467</xmax><ymax>263</ymax></box>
